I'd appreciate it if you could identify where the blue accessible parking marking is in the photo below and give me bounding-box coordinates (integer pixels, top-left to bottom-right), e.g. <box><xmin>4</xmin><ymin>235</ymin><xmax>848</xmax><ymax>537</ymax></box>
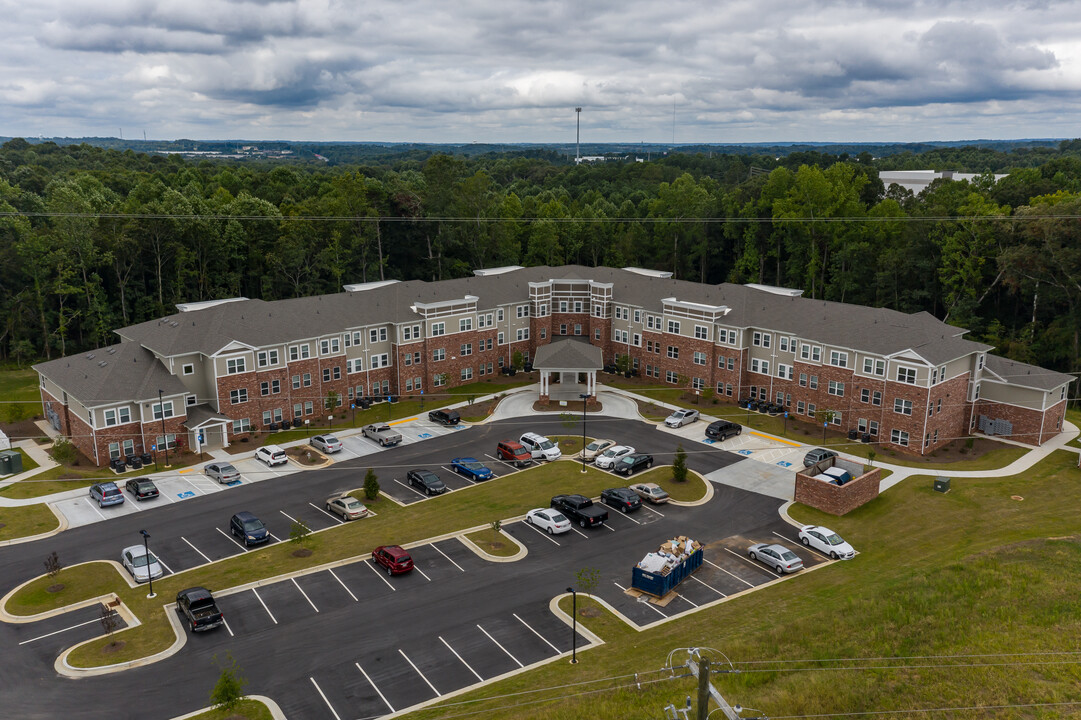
<box><xmin>737</xmin><ymin>449</ymin><xmax>753</xmax><ymax>456</ymax></box>
<box><xmin>452</xmin><ymin>425</ymin><xmax>466</xmax><ymax>430</ymax></box>
<box><xmin>703</xmin><ymin>439</ymin><xmax>715</xmax><ymax>444</ymax></box>
<box><xmin>177</xmin><ymin>491</ymin><xmax>195</xmax><ymax>499</ymax></box>
<box><xmin>418</xmin><ymin>433</ymin><xmax>433</xmax><ymax>439</ymax></box>
<box><xmin>226</xmin><ymin>479</ymin><xmax>243</xmax><ymax>486</ymax></box>
<box><xmin>776</xmin><ymin>461</ymin><xmax>792</xmax><ymax>467</ymax></box>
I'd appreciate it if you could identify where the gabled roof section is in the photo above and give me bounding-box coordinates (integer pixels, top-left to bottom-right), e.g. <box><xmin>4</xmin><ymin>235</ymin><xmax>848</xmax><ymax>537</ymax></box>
<box><xmin>33</xmin><ymin>343</ymin><xmax>188</xmax><ymax>407</ymax></box>
<box><xmin>533</xmin><ymin>338</ymin><xmax>603</xmax><ymax>370</ymax></box>
<box><xmin>983</xmin><ymin>354</ymin><xmax>1074</xmax><ymax>392</ymax></box>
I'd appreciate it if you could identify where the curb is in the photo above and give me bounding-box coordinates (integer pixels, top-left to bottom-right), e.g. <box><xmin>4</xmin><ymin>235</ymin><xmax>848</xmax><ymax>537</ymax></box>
<box><xmin>0</xmin><ymin>502</ymin><xmax>67</xmax><ymax>546</ymax></box>
<box><xmin>0</xmin><ymin>560</ymin><xmax>129</xmax><ymax>622</ymax></box>
<box><xmin>458</xmin><ymin>527</ymin><xmax>527</xmax><ymax>563</ymax></box>
<box><xmin>169</xmin><ymin>695</ymin><xmax>287</xmax><ymax>720</ymax></box>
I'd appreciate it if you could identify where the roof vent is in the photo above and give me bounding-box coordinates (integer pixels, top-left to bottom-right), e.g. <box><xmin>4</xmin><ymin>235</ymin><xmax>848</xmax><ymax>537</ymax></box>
<box><xmin>106</xmin><ymin>348</ymin><xmax>117</xmax><ymax>354</ymax></box>
<box><xmin>86</xmin><ymin>353</ymin><xmax>95</xmax><ymax>360</ymax></box>
<box><xmin>98</xmin><ymin>361</ymin><xmax>107</xmax><ymax>367</ymax></box>
<box><xmin>171</xmin><ymin>321</ymin><xmax>179</xmax><ymax>328</ymax></box>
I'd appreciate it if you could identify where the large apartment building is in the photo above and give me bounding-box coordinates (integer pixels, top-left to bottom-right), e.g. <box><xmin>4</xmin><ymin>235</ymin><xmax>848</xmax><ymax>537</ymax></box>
<box><xmin>34</xmin><ymin>265</ymin><xmax>1072</xmax><ymax>467</ymax></box>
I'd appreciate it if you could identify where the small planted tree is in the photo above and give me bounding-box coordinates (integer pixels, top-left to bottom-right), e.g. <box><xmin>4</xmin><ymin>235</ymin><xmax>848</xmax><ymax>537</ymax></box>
<box><xmin>672</xmin><ymin>444</ymin><xmax>688</xmax><ymax>483</ymax></box>
<box><xmin>44</xmin><ymin>551</ymin><xmax>62</xmax><ymax>578</ymax></box>
<box><xmin>210</xmin><ymin>653</ymin><xmax>247</xmax><ymax>712</ymax></box>
<box><xmin>490</xmin><ymin>519</ymin><xmax>502</xmax><ymax>533</ymax></box>
<box><xmin>363</xmin><ymin>468</ymin><xmax>380</xmax><ymax>500</ymax></box>
<box><xmin>575</xmin><ymin>567</ymin><xmax>600</xmax><ymax>596</ymax></box>
<box><xmin>512</xmin><ymin>350</ymin><xmax>524</xmax><ymax>370</ymax></box>
<box><xmin>99</xmin><ymin>603</ymin><xmax>121</xmax><ymax>637</ymax></box>
<box><xmin>866</xmin><ymin>447</ymin><xmax>877</xmax><ymax>472</ymax></box>
<box><xmin>289</xmin><ymin>519</ymin><xmax>312</xmax><ymax>546</ymax></box>
<box><xmin>615</xmin><ymin>354</ymin><xmax>631</xmax><ymax>377</ymax></box>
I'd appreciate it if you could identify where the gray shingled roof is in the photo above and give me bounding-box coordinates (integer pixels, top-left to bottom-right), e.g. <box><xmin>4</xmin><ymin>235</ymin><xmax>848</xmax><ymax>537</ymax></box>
<box><xmin>32</xmin><ymin>342</ymin><xmax>188</xmax><ymax>406</ymax></box>
<box><xmin>184</xmin><ymin>404</ymin><xmax>233</xmax><ymax>428</ymax></box>
<box><xmin>114</xmin><ymin>264</ymin><xmax>991</xmax><ymax>372</ymax></box>
<box><xmin>983</xmin><ymin>354</ymin><xmax>1074</xmax><ymax>391</ymax></box>
<box><xmin>533</xmin><ymin>338</ymin><xmax>603</xmax><ymax>370</ymax></box>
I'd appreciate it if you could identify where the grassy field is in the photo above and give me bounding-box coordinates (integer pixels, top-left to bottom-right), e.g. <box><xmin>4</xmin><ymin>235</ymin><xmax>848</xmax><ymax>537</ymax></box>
<box><xmin>0</xmin><ymin>463</ymin><xmax>103</xmax><ymax>499</ymax></box>
<box><xmin>3</xmin><ymin>460</ymin><xmax>629</xmax><ymax>666</ymax></box>
<box><xmin>0</xmin><ymin>368</ymin><xmax>40</xmax><ymax>424</ymax></box>
<box><xmin>464</xmin><ymin>527</ymin><xmax>519</xmax><ymax>557</ymax></box>
<box><xmin>549</xmin><ymin>434</ymin><xmax>587</xmax><ymax>457</ymax></box>
<box><xmin>183</xmin><ymin>699</ymin><xmax>273</xmax><ymax>720</ymax></box>
<box><xmin>396</xmin><ymin>450</ymin><xmax>1081</xmax><ymax>720</ymax></box>
<box><xmin>0</xmin><ymin>504</ymin><xmax>60</xmax><ymax>542</ymax></box>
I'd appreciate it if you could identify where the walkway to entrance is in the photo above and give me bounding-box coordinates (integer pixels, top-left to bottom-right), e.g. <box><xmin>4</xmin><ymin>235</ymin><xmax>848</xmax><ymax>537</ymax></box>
<box><xmin>531</xmin><ymin>339</ymin><xmax>603</xmax><ymax>402</ymax></box>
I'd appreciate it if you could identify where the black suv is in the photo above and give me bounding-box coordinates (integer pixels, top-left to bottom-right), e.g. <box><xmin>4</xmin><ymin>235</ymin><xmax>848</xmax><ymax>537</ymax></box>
<box><xmin>428</xmin><ymin>409</ymin><xmax>460</xmax><ymax>426</ymax></box>
<box><xmin>407</xmin><ymin>469</ymin><xmax>447</xmax><ymax>495</ymax></box>
<box><xmin>600</xmin><ymin>487</ymin><xmax>642</xmax><ymax>513</ymax></box>
<box><xmin>614</xmin><ymin>453</ymin><xmax>653</xmax><ymax>476</ymax></box>
<box><xmin>705</xmin><ymin>420</ymin><xmax>742</xmax><ymax>441</ymax></box>
<box><xmin>230</xmin><ymin>511</ymin><xmax>269</xmax><ymax>546</ymax></box>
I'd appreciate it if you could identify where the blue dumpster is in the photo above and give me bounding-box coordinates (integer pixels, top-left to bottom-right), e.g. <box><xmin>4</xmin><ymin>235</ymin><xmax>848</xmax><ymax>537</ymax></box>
<box><xmin>631</xmin><ymin>548</ymin><xmax>703</xmax><ymax>597</ymax></box>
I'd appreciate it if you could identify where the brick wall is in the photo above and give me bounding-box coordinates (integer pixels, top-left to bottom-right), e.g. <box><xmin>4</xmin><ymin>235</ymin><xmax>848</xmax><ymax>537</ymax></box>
<box><xmin>794</xmin><ymin>466</ymin><xmax>881</xmax><ymax>515</ymax></box>
<box><xmin>974</xmin><ymin>398</ymin><xmax>1066</xmax><ymax>446</ymax></box>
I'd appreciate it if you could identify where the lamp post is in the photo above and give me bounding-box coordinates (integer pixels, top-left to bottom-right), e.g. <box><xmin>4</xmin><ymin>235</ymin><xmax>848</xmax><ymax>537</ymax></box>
<box><xmin>575</xmin><ymin>107</ymin><xmax>582</xmax><ymax>161</ymax></box>
<box><xmin>579</xmin><ymin>393</ymin><xmax>589</xmax><ymax>473</ymax></box>
<box><xmin>140</xmin><ymin>529</ymin><xmax>155</xmax><ymax>599</ymax></box>
<box><xmin>157</xmin><ymin>389</ymin><xmax>170</xmax><ymax>468</ymax></box>
<box><xmin>565</xmin><ymin>587</ymin><xmax>578</xmax><ymax>663</ymax></box>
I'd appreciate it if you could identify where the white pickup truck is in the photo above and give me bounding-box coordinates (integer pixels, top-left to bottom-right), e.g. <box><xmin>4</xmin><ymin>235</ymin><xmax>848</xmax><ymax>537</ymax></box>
<box><xmin>363</xmin><ymin>423</ymin><xmax>402</xmax><ymax>447</ymax></box>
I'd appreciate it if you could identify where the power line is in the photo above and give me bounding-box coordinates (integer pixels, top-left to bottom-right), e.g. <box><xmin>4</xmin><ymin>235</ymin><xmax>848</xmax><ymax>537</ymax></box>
<box><xmin>769</xmin><ymin>700</ymin><xmax>1081</xmax><ymax>719</ymax></box>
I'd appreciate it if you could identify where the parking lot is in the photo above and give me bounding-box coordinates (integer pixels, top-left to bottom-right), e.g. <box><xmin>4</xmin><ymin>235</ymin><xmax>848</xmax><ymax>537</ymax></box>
<box><xmin>52</xmin><ymin>419</ymin><xmax>466</xmax><ymax>529</ymax></box>
<box><xmin>178</xmin><ymin>538</ymin><xmax>590</xmax><ymax>719</ymax></box>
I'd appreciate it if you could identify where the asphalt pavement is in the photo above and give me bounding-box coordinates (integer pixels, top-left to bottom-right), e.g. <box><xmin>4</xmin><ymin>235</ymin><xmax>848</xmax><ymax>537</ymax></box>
<box><xmin>0</xmin><ymin>415</ymin><xmax>810</xmax><ymax>720</ymax></box>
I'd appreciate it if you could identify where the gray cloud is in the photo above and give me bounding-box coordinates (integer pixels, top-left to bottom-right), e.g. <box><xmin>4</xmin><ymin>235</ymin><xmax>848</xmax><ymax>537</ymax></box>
<box><xmin>0</xmin><ymin>0</ymin><xmax>1078</xmax><ymax>141</ymax></box>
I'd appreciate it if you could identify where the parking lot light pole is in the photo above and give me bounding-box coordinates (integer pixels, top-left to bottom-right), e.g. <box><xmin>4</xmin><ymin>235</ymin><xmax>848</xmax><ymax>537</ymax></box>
<box><xmin>566</xmin><ymin>587</ymin><xmax>578</xmax><ymax>663</ymax></box>
<box><xmin>157</xmin><ymin>389</ymin><xmax>170</xmax><ymax>468</ymax></box>
<box><xmin>140</xmin><ymin>529</ymin><xmax>155</xmax><ymax>599</ymax></box>
<box><xmin>579</xmin><ymin>393</ymin><xmax>589</xmax><ymax>473</ymax></box>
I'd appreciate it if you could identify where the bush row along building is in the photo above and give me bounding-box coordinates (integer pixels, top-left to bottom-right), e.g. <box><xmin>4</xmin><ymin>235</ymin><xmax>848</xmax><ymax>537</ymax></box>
<box><xmin>33</xmin><ymin>265</ymin><xmax>1072</xmax><ymax>467</ymax></box>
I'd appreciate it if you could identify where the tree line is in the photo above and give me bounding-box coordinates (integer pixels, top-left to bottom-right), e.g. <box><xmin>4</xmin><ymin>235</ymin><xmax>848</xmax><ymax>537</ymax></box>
<box><xmin>3</xmin><ymin>137</ymin><xmax>1081</xmax><ymax>374</ymax></box>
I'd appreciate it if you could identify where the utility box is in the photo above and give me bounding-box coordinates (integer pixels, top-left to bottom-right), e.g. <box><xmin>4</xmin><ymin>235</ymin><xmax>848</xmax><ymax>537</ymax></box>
<box><xmin>0</xmin><ymin>449</ymin><xmax>22</xmax><ymax>475</ymax></box>
<box><xmin>934</xmin><ymin>476</ymin><xmax>950</xmax><ymax>493</ymax></box>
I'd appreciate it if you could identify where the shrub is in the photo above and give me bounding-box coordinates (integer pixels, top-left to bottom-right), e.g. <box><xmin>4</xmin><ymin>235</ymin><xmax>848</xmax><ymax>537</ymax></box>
<box><xmin>289</xmin><ymin>520</ymin><xmax>312</xmax><ymax>546</ymax></box>
<box><xmin>51</xmin><ymin>438</ymin><xmax>79</xmax><ymax>465</ymax></box>
<box><xmin>672</xmin><ymin>444</ymin><xmax>688</xmax><ymax>483</ymax></box>
<box><xmin>490</xmin><ymin>519</ymin><xmax>502</xmax><ymax>533</ymax></box>
<box><xmin>363</xmin><ymin>468</ymin><xmax>380</xmax><ymax>500</ymax></box>
<box><xmin>210</xmin><ymin>653</ymin><xmax>247</xmax><ymax>712</ymax></box>
<box><xmin>44</xmin><ymin>551</ymin><xmax>61</xmax><ymax>578</ymax></box>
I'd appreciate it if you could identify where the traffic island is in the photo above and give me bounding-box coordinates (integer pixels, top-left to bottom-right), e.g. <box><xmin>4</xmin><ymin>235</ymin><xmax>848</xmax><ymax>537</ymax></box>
<box><xmin>284</xmin><ymin>446</ymin><xmax>329</xmax><ymax>468</ymax></box>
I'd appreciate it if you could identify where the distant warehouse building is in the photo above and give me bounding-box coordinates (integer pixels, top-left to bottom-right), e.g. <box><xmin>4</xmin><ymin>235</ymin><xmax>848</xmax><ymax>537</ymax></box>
<box><xmin>33</xmin><ymin>265</ymin><xmax>1071</xmax><ymax>467</ymax></box>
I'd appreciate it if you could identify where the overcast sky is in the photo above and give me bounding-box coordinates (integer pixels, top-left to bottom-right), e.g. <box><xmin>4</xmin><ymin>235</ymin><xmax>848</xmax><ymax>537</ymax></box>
<box><xmin>2</xmin><ymin>0</ymin><xmax>1080</xmax><ymax>143</ymax></box>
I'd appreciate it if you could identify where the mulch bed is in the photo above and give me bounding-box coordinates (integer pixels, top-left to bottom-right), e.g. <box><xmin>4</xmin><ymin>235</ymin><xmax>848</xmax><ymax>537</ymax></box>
<box><xmin>100</xmin><ymin>641</ymin><xmax>126</xmax><ymax>654</ymax></box>
<box><xmin>47</xmin><ymin>583</ymin><xmax>64</xmax><ymax>593</ymax></box>
<box><xmin>285</xmin><ymin>446</ymin><xmax>326</xmax><ymax>466</ymax></box>
<box><xmin>532</xmin><ymin>400</ymin><xmax>603</xmax><ymax>413</ymax></box>
<box><xmin>291</xmin><ymin>548</ymin><xmax>313</xmax><ymax>558</ymax></box>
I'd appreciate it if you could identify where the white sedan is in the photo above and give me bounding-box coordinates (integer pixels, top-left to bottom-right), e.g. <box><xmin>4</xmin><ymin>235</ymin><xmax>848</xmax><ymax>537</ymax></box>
<box><xmin>121</xmin><ymin>545</ymin><xmax>163</xmax><ymax>583</ymax></box>
<box><xmin>594</xmin><ymin>445</ymin><xmax>635</xmax><ymax>469</ymax></box>
<box><xmin>524</xmin><ymin>508</ymin><xmax>572</xmax><ymax>535</ymax></box>
<box><xmin>665</xmin><ymin>408</ymin><xmax>700</xmax><ymax>427</ymax></box>
<box><xmin>798</xmin><ymin>525</ymin><xmax>856</xmax><ymax>560</ymax></box>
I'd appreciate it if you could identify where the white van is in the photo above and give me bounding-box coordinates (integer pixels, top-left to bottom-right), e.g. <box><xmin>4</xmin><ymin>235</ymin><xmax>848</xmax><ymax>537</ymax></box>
<box><xmin>519</xmin><ymin>432</ymin><xmax>562</xmax><ymax>461</ymax></box>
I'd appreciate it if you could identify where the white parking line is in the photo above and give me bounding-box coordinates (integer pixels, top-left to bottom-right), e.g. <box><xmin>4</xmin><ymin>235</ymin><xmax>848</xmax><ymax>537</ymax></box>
<box><xmin>442</xmin><ymin>466</ymin><xmax>476</xmax><ymax>483</ymax></box>
<box><xmin>432</xmin><ymin>544</ymin><xmax>465</xmax><ymax>572</ymax></box>
<box><xmin>18</xmin><ymin>613</ymin><xmax>115</xmax><ymax>645</ymax></box>
<box><xmin>395</xmin><ymin>478</ymin><xmax>429</xmax><ymax>499</ymax></box>
<box><xmin>724</xmin><ymin>547</ymin><xmax>781</xmax><ymax>578</ymax></box>
<box><xmin>519</xmin><ymin>520</ymin><xmax>561</xmax><ymax>546</ymax></box>
<box><xmin>310</xmin><ymin>677</ymin><xmax>342</xmax><ymax>720</ymax></box>
<box><xmin>773</xmin><ymin>531</ymin><xmax>830</xmax><ymax>560</ymax></box>
<box><xmin>156</xmin><ymin>557</ymin><xmax>174</xmax><ymax>575</ymax></box>
<box><xmin>328</xmin><ymin>569</ymin><xmax>358</xmax><ymax>601</ymax></box>
<box><xmin>309</xmin><ymin>502</ymin><xmax>344</xmax><ymax>524</ymax></box>
<box><xmin>268</xmin><ymin>532</ymin><xmax>282</xmax><ymax>543</ymax></box>
<box><xmin>415</xmin><ymin>566</ymin><xmax>432</xmax><ymax>582</ymax></box>
<box><xmin>690</xmin><ymin>575</ymin><xmax>726</xmax><ymax>596</ymax></box>
<box><xmin>181</xmin><ymin>537</ymin><xmax>213</xmax><ymax>564</ymax></box>
<box><xmin>641</xmin><ymin>504</ymin><xmax>665</xmax><ymax>517</ymax></box>
<box><xmin>356</xmin><ymin>663</ymin><xmax>395</xmax><ymax>713</ymax></box>
<box><xmin>216</xmin><ymin>527</ymin><xmax>249</xmax><ymax>552</ymax></box>
<box><xmin>569</xmin><ymin>525</ymin><xmax>589</xmax><ymax>538</ymax></box>
<box><xmin>181</xmin><ymin>477</ymin><xmax>206</xmax><ymax>494</ymax></box>
<box><xmin>292</xmin><ymin>578</ymin><xmax>319</xmax><ymax>613</ymax></box>
<box><xmin>477</xmin><ymin>624</ymin><xmax>523</xmax><ymax>668</ymax></box>
<box><xmin>440</xmin><ymin>636</ymin><xmax>483</xmax><ymax>682</ymax></box>
<box><xmin>222</xmin><ymin>617</ymin><xmax>235</xmax><ymax>637</ymax></box>
<box><xmin>601</xmin><ymin>522</ymin><xmax>616</xmax><ymax>532</ymax></box>
<box><xmin>399</xmin><ymin>648</ymin><xmax>441</xmax><ymax>696</ymax></box>
<box><xmin>608</xmin><ymin>508</ymin><xmax>642</xmax><ymax>525</ymax></box>
<box><xmin>86</xmin><ymin>502</ymin><xmax>107</xmax><ymax>522</ymax></box>
<box><xmin>252</xmin><ymin>588</ymin><xmax>278</xmax><ymax>624</ymax></box>
<box><xmin>677</xmin><ymin>594</ymin><xmax>699</xmax><ymax>608</ymax></box>
<box><xmin>364</xmin><ymin>560</ymin><xmax>397</xmax><ymax>591</ymax></box>
<box><xmin>613</xmin><ymin>582</ymin><xmax>667</xmax><ymax>617</ymax></box>
<box><xmin>279</xmin><ymin>509</ymin><xmax>301</xmax><ymax>525</ymax></box>
<box><xmin>704</xmin><ymin>557</ymin><xmax>756</xmax><ymax>587</ymax></box>
<box><xmin>514</xmin><ymin>613</ymin><xmax>560</xmax><ymax>654</ymax></box>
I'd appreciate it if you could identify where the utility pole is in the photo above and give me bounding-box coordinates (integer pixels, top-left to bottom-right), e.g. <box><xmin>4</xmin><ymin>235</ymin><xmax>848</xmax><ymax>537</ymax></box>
<box><xmin>697</xmin><ymin>658</ymin><xmax>711</xmax><ymax>720</ymax></box>
<box><xmin>575</xmin><ymin>107</ymin><xmax>582</xmax><ymax>162</ymax></box>
<box><xmin>682</xmin><ymin>649</ymin><xmax>743</xmax><ymax>720</ymax></box>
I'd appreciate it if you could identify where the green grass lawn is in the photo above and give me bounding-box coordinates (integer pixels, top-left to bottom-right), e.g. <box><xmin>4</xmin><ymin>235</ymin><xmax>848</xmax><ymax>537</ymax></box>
<box><xmin>182</xmin><ymin>699</ymin><xmax>273</xmax><ymax>720</ymax></box>
<box><xmin>0</xmin><ymin>463</ymin><xmax>104</xmax><ymax>499</ymax></box>
<box><xmin>0</xmin><ymin>504</ymin><xmax>60</xmax><ymax>542</ymax></box>
<box><xmin>1066</xmin><ymin>407</ymin><xmax>1081</xmax><ymax>449</ymax></box>
<box><xmin>549</xmin><ymin>434</ymin><xmax>588</xmax><ymax>457</ymax></box>
<box><xmin>623</xmin><ymin>466</ymin><xmax>708</xmax><ymax>502</ymax></box>
<box><xmin>0</xmin><ymin>368</ymin><xmax>40</xmax><ymax>424</ymax></box>
<box><xmin>396</xmin><ymin>450</ymin><xmax>1081</xmax><ymax>720</ymax></box>
<box><xmin>464</xmin><ymin>527</ymin><xmax>519</xmax><ymax>557</ymax></box>
<box><xmin>3</xmin><ymin>460</ymin><xmax>627</xmax><ymax>667</ymax></box>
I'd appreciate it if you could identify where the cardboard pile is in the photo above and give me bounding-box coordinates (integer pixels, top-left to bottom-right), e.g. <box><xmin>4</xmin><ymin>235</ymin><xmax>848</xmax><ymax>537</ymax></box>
<box><xmin>637</xmin><ymin>535</ymin><xmax>702</xmax><ymax>576</ymax></box>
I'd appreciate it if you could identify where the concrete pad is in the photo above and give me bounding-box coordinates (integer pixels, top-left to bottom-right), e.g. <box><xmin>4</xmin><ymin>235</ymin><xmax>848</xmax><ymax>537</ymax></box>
<box><xmin>706</xmin><ymin>459</ymin><xmax>795</xmax><ymax>501</ymax></box>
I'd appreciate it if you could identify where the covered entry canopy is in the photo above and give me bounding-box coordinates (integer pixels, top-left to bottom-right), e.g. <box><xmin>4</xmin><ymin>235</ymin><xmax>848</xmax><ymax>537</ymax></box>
<box><xmin>532</xmin><ymin>338</ymin><xmax>603</xmax><ymax>400</ymax></box>
<box><xmin>183</xmin><ymin>404</ymin><xmax>234</xmax><ymax>452</ymax></box>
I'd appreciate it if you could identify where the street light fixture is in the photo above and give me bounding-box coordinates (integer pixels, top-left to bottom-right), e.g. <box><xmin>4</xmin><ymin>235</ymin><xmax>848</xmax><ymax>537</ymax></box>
<box><xmin>140</xmin><ymin>529</ymin><xmax>155</xmax><ymax>599</ymax></box>
<box><xmin>579</xmin><ymin>393</ymin><xmax>590</xmax><ymax>473</ymax></box>
<box><xmin>157</xmin><ymin>389</ymin><xmax>170</xmax><ymax>469</ymax></box>
<box><xmin>565</xmin><ymin>587</ymin><xmax>578</xmax><ymax>663</ymax></box>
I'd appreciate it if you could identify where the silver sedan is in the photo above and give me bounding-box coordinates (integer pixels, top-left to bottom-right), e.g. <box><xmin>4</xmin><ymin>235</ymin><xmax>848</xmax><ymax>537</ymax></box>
<box><xmin>121</xmin><ymin>545</ymin><xmax>163</xmax><ymax>583</ymax></box>
<box><xmin>311</xmin><ymin>434</ymin><xmax>344</xmax><ymax>453</ymax></box>
<box><xmin>204</xmin><ymin>462</ymin><xmax>241</xmax><ymax>484</ymax></box>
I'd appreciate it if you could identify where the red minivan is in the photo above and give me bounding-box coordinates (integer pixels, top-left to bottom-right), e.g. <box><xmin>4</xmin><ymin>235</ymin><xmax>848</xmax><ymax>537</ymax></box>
<box><xmin>496</xmin><ymin>440</ymin><xmax>533</xmax><ymax>467</ymax></box>
<box><xmin>372</xmin><ymin>545</ymin><xmax>414</xmax><ymax>575</ymax></box>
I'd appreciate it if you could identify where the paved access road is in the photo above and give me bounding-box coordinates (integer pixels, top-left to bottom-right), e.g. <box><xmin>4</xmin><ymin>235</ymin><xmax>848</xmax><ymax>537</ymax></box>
<box><xmin>0</xmin><ymin>416</ymin><xmax>818</xmax><ymax>719</ymax></box>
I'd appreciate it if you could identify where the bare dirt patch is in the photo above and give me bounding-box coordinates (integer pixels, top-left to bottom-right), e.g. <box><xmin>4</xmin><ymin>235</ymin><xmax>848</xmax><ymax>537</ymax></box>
<box><xmin>291</xmin><ymin>548</ymin><xmax>313</xmax><ymax>558</ymax></box>
<box><xmin>100</xmin><ymin>641</ymin><xmax>126</xmax><ymax>655</ymax></box>
<box><xmin>47</xmin><ymin>583</ymin><xmax>65</xmax><ymax>593</ymax></box>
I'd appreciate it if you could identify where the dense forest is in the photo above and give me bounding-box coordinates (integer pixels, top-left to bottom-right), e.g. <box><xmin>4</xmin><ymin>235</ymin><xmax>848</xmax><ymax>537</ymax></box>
<box><xmin>3</xmin><ymin>137</ymin><xmax>1081</xmax><ymax>374</ymax></box>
